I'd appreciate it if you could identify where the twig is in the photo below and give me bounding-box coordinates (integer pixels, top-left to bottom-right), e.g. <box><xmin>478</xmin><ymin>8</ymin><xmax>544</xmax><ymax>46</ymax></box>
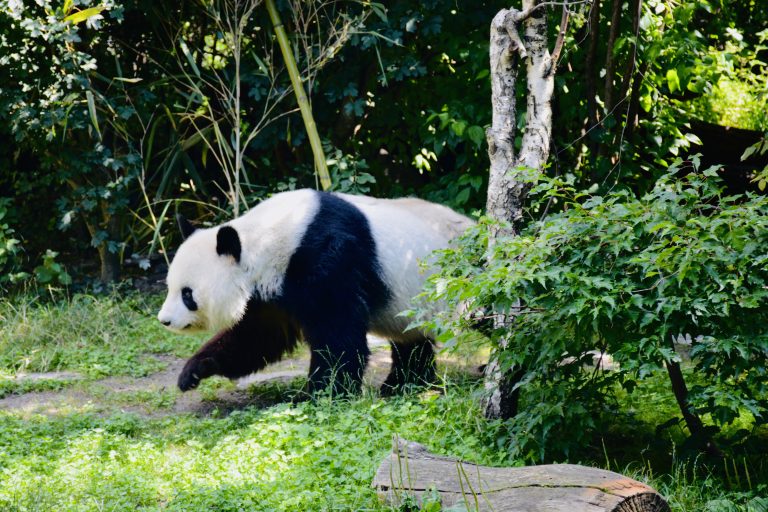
<box><xmin>550</xmin><ymin>5</ymin><xmax>570</xmax><ymax>69</ymax></box>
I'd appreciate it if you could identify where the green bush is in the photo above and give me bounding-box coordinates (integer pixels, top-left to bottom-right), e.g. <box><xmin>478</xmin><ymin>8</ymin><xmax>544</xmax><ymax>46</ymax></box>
<box><xmin>0</xmin><ymin>198</ymin><xmax>26</xmax><ymax>288</ymax></box>
<box><xmin>416</xmin><ymin>159</ymin><xmax>768</xmax><ymax>460</ymax></box>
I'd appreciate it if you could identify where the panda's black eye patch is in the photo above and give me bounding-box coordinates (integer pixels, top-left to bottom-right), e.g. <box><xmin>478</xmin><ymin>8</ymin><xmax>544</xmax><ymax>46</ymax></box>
<box><xmin>181</xmin><ymin>287</ymin><xmax>198</xmax><ymax>311</ymax></box>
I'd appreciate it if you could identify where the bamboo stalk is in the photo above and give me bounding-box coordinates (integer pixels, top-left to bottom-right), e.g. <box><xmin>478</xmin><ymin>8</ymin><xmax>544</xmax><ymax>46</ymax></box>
<box><xmin>265</xmin><ymin>0</ymin><xmax>331</xmax><ymax>190</ymax></box>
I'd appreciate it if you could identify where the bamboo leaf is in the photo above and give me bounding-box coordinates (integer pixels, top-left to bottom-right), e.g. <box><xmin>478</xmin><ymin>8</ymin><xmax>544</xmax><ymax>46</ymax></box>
<box><xmin>64</xmin><ymin>5</ymin><xmax>105</xmax><ymax>24</ymax></box>
<box><xmin>85</xmin><ymin>90</ymin><xmax>101</xmax><ymax>140</ymax></box>
<box><xmin>179</xmin><ymin>39</ymin><xmax>201</xmax><ymax>78</ymax></box>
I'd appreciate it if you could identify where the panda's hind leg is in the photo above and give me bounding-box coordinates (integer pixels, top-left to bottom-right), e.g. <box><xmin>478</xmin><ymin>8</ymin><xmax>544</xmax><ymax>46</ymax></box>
<box><xmin>381</xmin><ymin>338</ymin><xmax>436</xmax><ymax>395</ymax></box>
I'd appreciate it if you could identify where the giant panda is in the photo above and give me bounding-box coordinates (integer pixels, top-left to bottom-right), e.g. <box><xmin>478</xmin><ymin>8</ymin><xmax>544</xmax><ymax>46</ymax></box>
<box><xmin>157</xmin><ymin>189</ymin><xmax>474</xmax><ymax>395</ymax></box>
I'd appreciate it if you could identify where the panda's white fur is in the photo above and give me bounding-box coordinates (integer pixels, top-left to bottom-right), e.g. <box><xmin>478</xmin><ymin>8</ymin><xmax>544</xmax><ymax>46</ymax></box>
<box><xmin>159</xmin><ymin>189</ymin><xmax>471</xmax><ymax>339</ymax></box>
<box><xmin>337</xmin><ymin>193</ymin><xmax>472</xmax><ymax>341</ymax></box>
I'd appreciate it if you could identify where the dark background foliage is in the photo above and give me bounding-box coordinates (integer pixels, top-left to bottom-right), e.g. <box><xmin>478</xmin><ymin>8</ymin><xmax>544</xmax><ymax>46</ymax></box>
<box><xmin>0</xmin><ymin>0</ymin><xmax>766</xmax><ymax>285</ymax></box>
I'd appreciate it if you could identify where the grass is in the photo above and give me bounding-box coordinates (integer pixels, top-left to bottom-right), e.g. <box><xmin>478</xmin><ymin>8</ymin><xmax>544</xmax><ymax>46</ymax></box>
<box><xmin>0</xmin><ymin>290</ymin><xmax>767</xmax><ymax>511</ymax></box>
<box><xmin>0</xmin><ymin>290</ymin><xmax>202</xmax><ymax>397</ymax></box>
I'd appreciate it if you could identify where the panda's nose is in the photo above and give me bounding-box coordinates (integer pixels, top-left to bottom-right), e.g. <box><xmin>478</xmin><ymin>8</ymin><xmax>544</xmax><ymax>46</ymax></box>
<box><xmin>161</xmin><ymin>320</ymin><xmax>171</xmax><ymax>326</ymax></box>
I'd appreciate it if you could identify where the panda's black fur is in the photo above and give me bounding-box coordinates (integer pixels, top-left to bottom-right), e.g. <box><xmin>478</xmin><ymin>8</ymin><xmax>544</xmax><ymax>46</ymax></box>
<box><xmin>163</xmin><ymin>190</ymin><xmax>471</xmax><ymax>395</ymax></box>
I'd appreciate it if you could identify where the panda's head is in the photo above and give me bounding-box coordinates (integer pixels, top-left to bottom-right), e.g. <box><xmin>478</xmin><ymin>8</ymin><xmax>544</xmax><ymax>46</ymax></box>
<box><xmin>157</xmin><ymin>216</ymin><xmax>251</xmax><ymax>333</ymax></box>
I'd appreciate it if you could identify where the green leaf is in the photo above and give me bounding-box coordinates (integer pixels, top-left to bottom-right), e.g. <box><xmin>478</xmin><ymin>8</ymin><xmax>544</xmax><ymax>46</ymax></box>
<box><xmin>467</xmin><ymin>125</ymin><xmax>485</xmax><ymax>148</ymax></box>
<box><xmin>639</xmin><ymin>92</ymin><xmax>652</xmax><ymax>113</ymax></box>
<box><xmin>179</xmin><ymin>39</ymin><xmax>201</xmax><ymax>78</ymax></box>
<box><xmin>684</xmin><ymin>133</ymin><xmax>702</xmax><ymax>145</ymax></box>
<box><xmin>85</xmin><ymin>90</ymin><xmax>101</xmax><ymax>140</ymax></box>
<box><xmin>475</xmin><ymin>69</ymin><xmax>489</xmax><ymax>81</ymax></box>
<box><xmin>64</xmin><ymin>5</ymin><xmax>105</xmax><ymax>24</ymax></box>
<box><xmin>369</xmin><ymin>2</ymin><xmax>387</xmax><ymax>22</ymax></box>
<box><xmin>741</xmin><ymin>142</ymin><xmax>758</xmax><ymax>161</ymax></box>
<box><xmin>666</xmin><ymin>69</ymin><xmax>680</xmax><ymax>93</ymax></box>
<box><xmin>451</xmin><ymin>120</ymin><xmax>466</xmax><ymax>137</ymax></box>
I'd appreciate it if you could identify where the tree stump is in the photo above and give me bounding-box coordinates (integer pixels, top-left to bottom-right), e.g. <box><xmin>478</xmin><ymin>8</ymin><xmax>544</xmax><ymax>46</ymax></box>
<box><xmin>372</xmin><ymin>438</ymin><xmax>670</xmax><ymax>512</ymax></box>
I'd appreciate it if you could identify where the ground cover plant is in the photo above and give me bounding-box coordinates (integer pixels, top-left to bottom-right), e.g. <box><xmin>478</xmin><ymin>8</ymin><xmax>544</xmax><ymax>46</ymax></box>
<box><xmin>1</xmin><ymin>289</ymin><xmax>767</xmax><ymax>511</ymax></box>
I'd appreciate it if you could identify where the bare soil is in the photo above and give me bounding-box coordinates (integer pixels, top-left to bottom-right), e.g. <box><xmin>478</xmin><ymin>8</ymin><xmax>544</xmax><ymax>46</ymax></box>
<box><xmin>0</xmin><ymin>337</ymin><xmax>397</xmax><ymax>418</ymax></box>
<box><xmin>0</xmin><ymin>335</ymin><xmax>481</xmax><ymax>419</ymax></box>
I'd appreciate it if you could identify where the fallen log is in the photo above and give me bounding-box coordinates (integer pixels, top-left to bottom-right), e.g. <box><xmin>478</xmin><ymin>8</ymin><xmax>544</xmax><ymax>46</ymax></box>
<box><xmin>372</xmin><ymin>438</ymin><xmax>670</xmax><ymax>512</ymax></box>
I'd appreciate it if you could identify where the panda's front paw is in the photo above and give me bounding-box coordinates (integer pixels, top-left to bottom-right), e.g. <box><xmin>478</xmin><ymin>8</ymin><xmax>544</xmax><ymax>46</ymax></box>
<box><xmin>178</xmin><ymin>357</ymin><xmax>219</xmax><ymax>391</ymax></box>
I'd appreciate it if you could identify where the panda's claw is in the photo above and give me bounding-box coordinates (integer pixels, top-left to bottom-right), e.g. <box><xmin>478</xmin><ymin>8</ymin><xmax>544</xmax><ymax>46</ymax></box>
<box><xmin>178</xmin><ymin>357</ymin><xmax>218</xmax><ymax>391</ymax></box>
<box><xmin>177</xmin><ymin>368</ymin><xmax>201</xmax><ymax>391</ymax></box>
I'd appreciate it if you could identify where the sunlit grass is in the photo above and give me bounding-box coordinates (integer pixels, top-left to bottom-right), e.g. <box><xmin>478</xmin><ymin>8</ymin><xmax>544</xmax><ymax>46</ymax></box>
<box><xmin>1</xmin><ymin>291</ymin><xmax>767</xmax><ymax>510</ymax></box>
<box><xmin>0</xmin><ymin>387</ymin><xmax>498</xmax><ymax>511</ymax></box>
<box><xmin>0</xmin><ymin>290</ymin><xmax>202</xmax><ymax>380</ymax></box>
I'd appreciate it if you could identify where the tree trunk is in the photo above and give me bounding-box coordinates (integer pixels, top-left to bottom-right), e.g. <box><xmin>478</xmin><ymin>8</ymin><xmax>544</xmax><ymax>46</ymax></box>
<box><xmin>584</xmin><ymin>0</ymin><xmax>601</xmax><ymax>134</ymax></box>
<box><xmin>483</xmin><ymin>0</ymin><xmax>557</xmax><ymax>420</ymax></box>
<box><xmin>373</xmin><ymin>438</ymin><xmax>671</xmax><ymax>512</ymax></box>
<box><xmin>81</xmin><ymin>203</ymin><xmax>121</xmax><ymax>284</ymax></box>
<box><xmin>97</xmin><ymin>243</ymin><xmax>121</xmax><ymax>284</ymax></box>
<box><xmin>665</xmin><ymin>359</ymin><xmax>722</xmax><ymax>457</ymax></box>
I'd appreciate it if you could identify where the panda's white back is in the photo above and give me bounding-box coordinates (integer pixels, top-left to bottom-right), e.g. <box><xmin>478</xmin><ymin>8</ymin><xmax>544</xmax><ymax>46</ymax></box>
<box><xmin>337</xmin><ymin>193</ymin><xmax>474</xmax><ymax>341</ymax></box>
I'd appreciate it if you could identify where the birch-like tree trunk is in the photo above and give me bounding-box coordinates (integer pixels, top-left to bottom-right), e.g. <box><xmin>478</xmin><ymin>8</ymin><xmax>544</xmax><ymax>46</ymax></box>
<box><xmin>483</xmin><ymin>0</ymin><xmax>561</xmax><ymax>419</ymax></box>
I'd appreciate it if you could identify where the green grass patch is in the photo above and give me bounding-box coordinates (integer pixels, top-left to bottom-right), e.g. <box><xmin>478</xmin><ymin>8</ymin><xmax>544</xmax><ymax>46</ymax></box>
<box><xmin>0</xmin><ymin>387</ymin><xmax>497</xmax><ymax>511</ymax></box>
<box><xmin>690</xmin><ymin>77</ymin><xmax>768</xmax><ymax>131</ymax></box>
<box><xmin>1</xmin><ymin>384</ymin><xmax>767</xmax><ymax>511</ymax></box>
<box><xmin>0</xmin><ymin>376</ymin><xmax>73</xmax><ymax>399</ymax></box>
<box><xmin>0</xmin><ymin>291</ymin><xmax>202</xmax><ymax>379</ymax></box>
<box><xmin>1</xmin><ymin>292</ymin><xmax>767</xmax><ymax>511</ymax></box>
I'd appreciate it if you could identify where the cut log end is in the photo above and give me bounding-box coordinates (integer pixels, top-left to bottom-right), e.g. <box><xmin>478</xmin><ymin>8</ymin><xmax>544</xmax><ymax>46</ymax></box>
<box><xmin>373</xmin><ymin>438</ymin><xmax>670</xmax><ymax>512</ymax></box>
<box><xmin>615</xmin><ymin>492</ymin><xmax>671</xmax><ymax>512</ymax></box>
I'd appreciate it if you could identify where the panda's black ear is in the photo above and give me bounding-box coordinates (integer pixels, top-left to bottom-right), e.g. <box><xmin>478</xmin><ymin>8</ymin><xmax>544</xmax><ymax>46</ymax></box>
<box><xmin>177</xmin><ymin>214</ymin><xmax>197</xmax><ymax>240</ymax></box>
<box><xmin>216</xmin><ymin>225</ymin><xmax>241</xmax><ymax>263</ymax></box>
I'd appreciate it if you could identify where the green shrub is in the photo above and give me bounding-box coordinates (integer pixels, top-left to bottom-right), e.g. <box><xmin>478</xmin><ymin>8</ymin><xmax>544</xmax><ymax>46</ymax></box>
<box><xmin>0</xmin><ymin>198</ymin><xmax>27</xmax><ymax>288</ymax></box>
<box><xmin>416</xmin><ymin>159</ymin><xmax>768</xmax><ymax>460</ymax></box>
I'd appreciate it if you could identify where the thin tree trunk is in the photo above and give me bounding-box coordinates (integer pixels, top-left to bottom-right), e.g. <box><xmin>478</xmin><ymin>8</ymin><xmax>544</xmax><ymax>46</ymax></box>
<box><xmin>97</xmin><ymin>243</ymin><xmax>121</xmax><ymax>284</ymax></box>
<box><xmin>596</xmin><ymin>0</ymin><xmax>623</xmax><ymax>163</ymax></box>
<box><xmin>665</xmin><ymin>360</ymin><xmax>722</xmax><ymax>457</ymax></box>
<box><xmin>625</xmin><ymin>61</ymin><xmax>649</xmax><ymax>140</ymax></box>
<box><xmin>584</xmin><ymin>0</ymin><xmax>601</xmax><ymax>133</ymax></box>
<box><xmin>616</xmin><ymin>0</ymin><xmax>642</xmax><ymax>110</ymax></box>
<box><xmin>602</xmin><ymin>0</ymin><xmax>622</xmax><ymax>115</ymax></box>
<box><xmin>485</xmin><ymin>9</ymin><xmax>522</xmax><ymax>235</ymax></box>
<box><xmin>78</xmin><ymin>196</ymin><xmax>122</xmax><ymax>284</ymax></box>
<box><xmin>483</xmin><ymin>0</ymin><xmax>558</xmax><ymax>420</ymax></box>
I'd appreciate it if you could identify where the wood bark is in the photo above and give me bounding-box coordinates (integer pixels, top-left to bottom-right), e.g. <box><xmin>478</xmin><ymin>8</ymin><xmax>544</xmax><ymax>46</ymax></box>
<box><xmin>665</xmin><ymin>359</ymin><xmax>722</xmax><ymax>458</ymax></box>
<box><xmin>584</xmin><ymin>0</ymin><xmax>601</xmax><ymax>133</ymax></box>
<box><xmin>616</xmin><ymin>0</ymin><xmax>643</xmax><ymax>113</ymax></box>
<box><xmin>483</xmin><ymin>0</ymin><xmax>557</xmax><ymax>420</ymax></box>
<box><xmin>602</xmin><ymin>0</ymin><xmax>623</xmax><ymax>115</ymax></box>
<box><xmin>372</xmin><ymin>439</ymin><xmax>671</xmax><ymax>512</ymax></box>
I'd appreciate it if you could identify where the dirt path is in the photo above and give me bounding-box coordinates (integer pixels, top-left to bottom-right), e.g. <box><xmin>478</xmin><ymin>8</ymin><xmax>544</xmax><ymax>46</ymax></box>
<box><xmin>0</xmin><ymin>337</ymin><xmax>397</xmax><ymax>419</ymax></box>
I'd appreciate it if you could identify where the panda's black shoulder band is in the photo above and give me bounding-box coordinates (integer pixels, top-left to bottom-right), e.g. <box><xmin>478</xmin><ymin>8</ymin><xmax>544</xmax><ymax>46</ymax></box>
<box><xmin>217</xmin><ymin>225</ymin><xmax>241</xmax><ymax>263</ymax></box>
